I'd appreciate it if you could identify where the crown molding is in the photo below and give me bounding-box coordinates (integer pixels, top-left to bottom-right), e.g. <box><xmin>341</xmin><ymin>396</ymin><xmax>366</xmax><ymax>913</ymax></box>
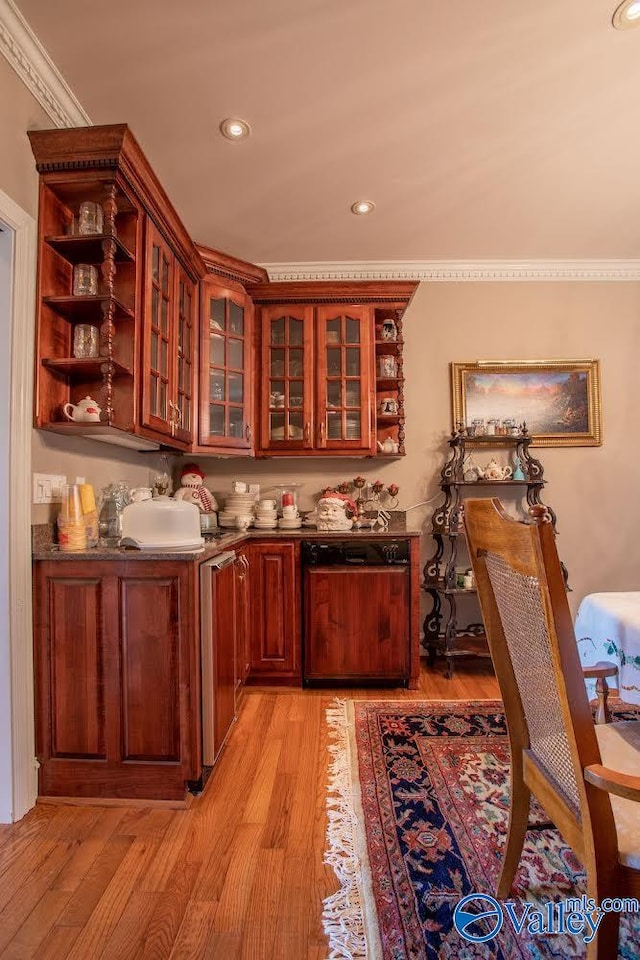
<box><xmin>0</xmin><ymin>0</ymin><xmax>90</xmax><ymax>128</ymax></box>
<box><xmin>261</xmin><ymin>259</ymin><xmax>640</xmax><ymax>282</ymax></box>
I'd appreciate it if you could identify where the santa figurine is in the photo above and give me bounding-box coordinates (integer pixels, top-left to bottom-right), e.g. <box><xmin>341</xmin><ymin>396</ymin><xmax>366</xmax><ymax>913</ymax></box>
<box><xmin>174</xmin><ymin>463</ymin><xmax>218</xmax><ymax>514</ymax></box>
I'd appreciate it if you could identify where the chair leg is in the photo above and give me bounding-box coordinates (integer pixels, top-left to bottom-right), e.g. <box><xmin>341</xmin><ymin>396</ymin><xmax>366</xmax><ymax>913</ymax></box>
<box><xmin>497</xmin><ymin>774</ymin><xmax>530</xmax><ymax>899</ymax></box>
<box><xmin>585</xmin><ymin>901</ymin><xmax>619</xmax><ymax>960</ymax></box>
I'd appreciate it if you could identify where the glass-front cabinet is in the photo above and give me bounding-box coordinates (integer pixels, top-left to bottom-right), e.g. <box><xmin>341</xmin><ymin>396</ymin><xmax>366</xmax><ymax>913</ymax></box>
<box><xmin>199</xmin><ymin>279</ymin><xmax>254</xmax><ymax>453</ymax></box>
<box><xmin>259</xmin><ymin>303</ymin><xmax>374</xmax><ymax>454</ymax></box>
<box><xmin>142</xmin><ymin>222</ymin><xmax>196</xmax><ymax>446</ymax></box>
<box><xmin>315</xmin><ymin>306</ymin><xmax>372</xmax><ymax>452</ymax></box>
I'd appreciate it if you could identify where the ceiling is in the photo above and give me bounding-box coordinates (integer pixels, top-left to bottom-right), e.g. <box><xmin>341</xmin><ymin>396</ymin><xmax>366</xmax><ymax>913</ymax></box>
<box><xmin>14</xmin><ymin>0</ymin><xmax>640</xmax><ymax>266</ymax></box>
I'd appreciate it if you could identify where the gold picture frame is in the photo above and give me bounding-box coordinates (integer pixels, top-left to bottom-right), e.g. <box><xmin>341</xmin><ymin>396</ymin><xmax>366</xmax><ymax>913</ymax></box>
<box><xmin>451</xmin><ymin>359</ymin><xmax>602</xmax><ymax>447</ymax></box>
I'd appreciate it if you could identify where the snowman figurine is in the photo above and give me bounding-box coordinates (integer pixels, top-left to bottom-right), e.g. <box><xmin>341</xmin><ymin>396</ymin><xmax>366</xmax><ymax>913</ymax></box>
<box><xmin>174</xmin><ymin>463</ymin><xmax>218</xmax><ymax>514</ymax></box>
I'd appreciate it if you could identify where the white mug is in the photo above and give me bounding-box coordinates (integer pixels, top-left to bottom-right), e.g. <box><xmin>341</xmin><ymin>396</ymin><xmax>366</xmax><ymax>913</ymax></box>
<box><xmin>282</xmin><ymin>504</ymin><xmax>298</xmax><ymax>518</ymax></box>
<box><xmin>259</xmin><ymin>498</ymin><xmax>277</xmax><ymax>511</ymax></box>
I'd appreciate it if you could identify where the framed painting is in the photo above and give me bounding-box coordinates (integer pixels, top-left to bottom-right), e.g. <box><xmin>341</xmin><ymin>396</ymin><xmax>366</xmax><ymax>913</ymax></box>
<box><xmin>451</xmin><ymin>359</ymin><xmax>602</xmax><ymax>446</ymax></box>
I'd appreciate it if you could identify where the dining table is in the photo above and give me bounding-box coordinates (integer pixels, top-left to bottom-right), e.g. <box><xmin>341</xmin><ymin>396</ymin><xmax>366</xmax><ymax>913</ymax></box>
<box><xmin>574</xmin><ymin>592</ymin><xmax>640</xmax><ymax>705</ymax></box>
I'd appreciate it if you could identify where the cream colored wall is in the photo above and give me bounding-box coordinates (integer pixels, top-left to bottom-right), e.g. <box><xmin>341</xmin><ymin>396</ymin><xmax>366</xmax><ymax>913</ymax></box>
<box><xmin>0</xmin><ymin>55</ymin><xmax>47</xmax><ymax>217</ymax></box>
<box><xmin>200</xmin><ymin>281</ymin><xmax>640</xmax><ymax>617</ymax></box>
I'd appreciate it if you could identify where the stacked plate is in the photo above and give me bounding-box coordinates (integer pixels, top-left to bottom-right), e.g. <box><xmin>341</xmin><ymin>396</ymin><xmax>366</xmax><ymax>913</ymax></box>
<box><xmin>278</xmin><ymin>514</ymin><xmax>302</xmax><ymax>530</ymax></box>
<box><xmin>219</xmin><ymin>492</ymin><xmax>256</xmax><ymax>528</ymax></box>
<box><xmin>254</xmin><ymin>505</ymin><xmax>278</xmax><ymax>530</ymax></box>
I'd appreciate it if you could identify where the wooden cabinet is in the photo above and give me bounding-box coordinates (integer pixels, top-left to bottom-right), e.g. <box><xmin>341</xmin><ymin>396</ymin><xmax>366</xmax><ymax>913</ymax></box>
<box><xmin>28</xmin><ymin>124</ymin><xmax>205</xmax><ymax>452</ymax></box>
<box><xmin>33</xmin><ymin>558</ymin><xmax>200</xmax><ymax>801</ymax></box>
<box><xmin>258</xmin><ymin>304</ymin><xmax>374</xmax><ymax>454</ymax></box>
<box><xmin>200</xmin><ymin>558</ymin><xmax>236</xmax><ymax>764</ymax></box>
<box><xmin>252</xmin><ymin>282</ymin><xmax>417</xmax><ymax>458</ymax></box>
<box><xmin>141</xmin><ymin>221</ymin><xmax>196</xmax><ymax>445</ymax></box>
<box><xmin>247</xmin><ymin>540</ymin><xmax>301</xmax><ymax>682</ymax></box>
<box><xmin>303</xmin><ymin>566</ymin><xmax>411</xmax><ymax>682</ymax></box>
<box><xmin>198</xmin><ymin>278</ymin><xmax>255</xmax><ymax>453</ymax></box>
<box><xmin>234</xmin><ymin>546</ymin><xmax>252</xmax><ymax>688</ymax></box>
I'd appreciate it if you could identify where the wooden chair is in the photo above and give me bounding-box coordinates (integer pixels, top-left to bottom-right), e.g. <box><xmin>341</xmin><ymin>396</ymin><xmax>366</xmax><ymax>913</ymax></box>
<box><xmin>463</xmin><ymin>498</ymin><xmax>640</xmax><ymax>960</ymax></box>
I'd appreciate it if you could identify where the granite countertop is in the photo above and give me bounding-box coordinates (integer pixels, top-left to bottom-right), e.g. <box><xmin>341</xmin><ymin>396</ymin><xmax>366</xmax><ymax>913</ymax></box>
<box><xmin>32</xmin><ymin>524</ymin><xmax>422</xmax><ymax>562</ymax></box>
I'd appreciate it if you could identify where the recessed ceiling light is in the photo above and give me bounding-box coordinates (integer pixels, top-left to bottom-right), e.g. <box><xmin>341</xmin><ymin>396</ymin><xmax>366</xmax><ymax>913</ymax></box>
<box><xmin>351</xmin><ymin>200</ymin><xmax>375</xmax><ymax>216</ymax></box>
<box><xmin>613</xmin><ymin>0</ymin><xmax>640</xmax><ymax>29</ymax></box>
<box><xmin>219</xmin><ymin>117</ymin><xmax>251</xmax><ymax>140</ymax></box>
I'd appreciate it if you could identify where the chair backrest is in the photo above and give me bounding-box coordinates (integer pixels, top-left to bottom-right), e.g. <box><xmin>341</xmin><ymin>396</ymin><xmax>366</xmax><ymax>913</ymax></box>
<box><xmin>463</xmin><ymin>499</ymin><xmax>609</xmax><ymax>829</ymax></box>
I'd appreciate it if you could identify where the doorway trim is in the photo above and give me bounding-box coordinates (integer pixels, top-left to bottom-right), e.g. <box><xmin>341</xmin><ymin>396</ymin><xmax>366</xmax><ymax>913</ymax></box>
<box><xmin>0</xmin><ymin>186</ymin><xmax>37</xmax><ymax>820</ymax></box>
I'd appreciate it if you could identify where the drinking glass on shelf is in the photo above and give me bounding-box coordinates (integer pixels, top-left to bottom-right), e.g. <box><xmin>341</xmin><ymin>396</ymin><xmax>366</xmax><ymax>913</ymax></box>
<box><xmin>73</xmin><ymin>324</ymin><xmax>99</xmax><ymax>358</ymax></box>
<box><xmin>77</xmin><ymin>201</ymin><xmax>104</xmax><ymax>235</ymax></box>
<box><xmin>72</xmin><ymin>264</ymin><xmax>98</xmax><ymax>297</ymax></box>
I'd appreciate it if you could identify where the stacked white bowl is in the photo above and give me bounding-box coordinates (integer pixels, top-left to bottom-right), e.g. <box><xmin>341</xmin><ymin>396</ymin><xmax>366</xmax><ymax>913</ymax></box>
<box><xmin>219</xmin><ymin>491</ymin><xmax>256</xmax><ymax>528</ymax></box>
<box><xmin>254</xmin><ymin>497</ymin><xmax>278</xmax><ymax>530</ymax></box>
<box><xmin>278</xmin><ymin>504</ymin><xmax>302</xmax><ymax>530</ymax></box>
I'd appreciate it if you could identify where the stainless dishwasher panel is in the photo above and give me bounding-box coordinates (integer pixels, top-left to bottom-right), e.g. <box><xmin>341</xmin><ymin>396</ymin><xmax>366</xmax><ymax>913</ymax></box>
<box><xmin>200</xmin><ymin>550</ymin><xmax>236</xmax><ymax>766</ymax></box>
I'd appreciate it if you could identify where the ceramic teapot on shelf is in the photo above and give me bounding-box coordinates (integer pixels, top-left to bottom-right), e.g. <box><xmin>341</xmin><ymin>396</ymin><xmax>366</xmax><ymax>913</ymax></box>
<box><xmin>478</xmin><ymin>457</ymin><xmax>512</xmax><ymax>481</ymax></box>
<box><xmin>63</xmin><ymin>396</ymin><xmax>101</xmax><ymax>423</ymax></box>
<box><xmin>377</xmin><ymin>436</ymin><xmax>399</xmax><ymax>455</ymax></box>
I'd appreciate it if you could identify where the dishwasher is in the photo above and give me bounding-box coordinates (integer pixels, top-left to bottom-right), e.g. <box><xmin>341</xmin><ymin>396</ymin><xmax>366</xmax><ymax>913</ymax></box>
<box><xmin>301</xmin><ymin>539</ymin><xmax>411</xmax><ymax>686</ymax></box>
<box><xmin>200</xmin><ymin>550</ymin><xmax>237</xmax><ymax>766</ymax></box>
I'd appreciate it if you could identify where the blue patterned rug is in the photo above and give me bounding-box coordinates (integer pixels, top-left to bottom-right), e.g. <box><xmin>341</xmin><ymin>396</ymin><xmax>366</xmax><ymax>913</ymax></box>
<box><xmin>324</xmin><ymin>699</ymin><xmax>640</xmax><ymax>959</ymax></box>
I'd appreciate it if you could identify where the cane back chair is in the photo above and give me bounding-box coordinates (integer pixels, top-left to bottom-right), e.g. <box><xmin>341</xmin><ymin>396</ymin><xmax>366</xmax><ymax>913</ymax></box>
<box><xmin>463</xmin><ymin>498</ymin><xmax>640</xmax><ymax>960</ymax></box>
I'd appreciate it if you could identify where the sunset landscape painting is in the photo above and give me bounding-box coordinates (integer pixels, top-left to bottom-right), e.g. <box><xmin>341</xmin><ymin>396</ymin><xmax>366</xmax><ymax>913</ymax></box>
<box><xmin>451</xmin><ymin>360</ymin><xmax>602</xmax><ymax>446</ymax></box>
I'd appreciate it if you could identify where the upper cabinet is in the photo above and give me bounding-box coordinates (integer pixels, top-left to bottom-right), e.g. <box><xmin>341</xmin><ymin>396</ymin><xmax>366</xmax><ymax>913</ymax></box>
<box><xmin>29</xmin><ymin>124</ymin><xmax>205</xmax><ymax>451</ymax></box>
<box><xmin>252</xmin><ymin>283</ymin><xmax>416</xmax><ymax>457</ymax></box>
<box><xmin>193</xmin><ymin>245</ymin><xmax>267</xmax><ymax>456</ymax></box>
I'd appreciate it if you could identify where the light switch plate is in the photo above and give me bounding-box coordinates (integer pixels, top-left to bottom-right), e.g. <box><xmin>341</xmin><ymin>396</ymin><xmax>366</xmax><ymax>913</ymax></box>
<box><xmin>33</xmin><ymin>473</ymin><xmax>66</xmax><ymax>504</ymax></box>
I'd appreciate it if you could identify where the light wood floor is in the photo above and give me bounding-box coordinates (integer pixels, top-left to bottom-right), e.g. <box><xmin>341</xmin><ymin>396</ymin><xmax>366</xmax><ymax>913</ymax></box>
<box><xmin>0</xmin><ymin>660</ymin><xmax>499</xmax><ymax>960</ymax></box>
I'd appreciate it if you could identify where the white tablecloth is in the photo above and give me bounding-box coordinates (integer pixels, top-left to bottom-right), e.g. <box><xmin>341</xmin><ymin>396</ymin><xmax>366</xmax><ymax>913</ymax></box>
<box><xmin>574</xmin><ymin>592</ymin><xmax>640</xmax><ymax>705</ymax></box>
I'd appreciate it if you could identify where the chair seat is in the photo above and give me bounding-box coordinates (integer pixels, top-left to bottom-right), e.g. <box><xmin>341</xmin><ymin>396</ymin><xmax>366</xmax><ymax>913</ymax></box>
<box><xmin>595</xmin><ymin>721</ymin><xmax>640</xmax><ymax>870</ymax></box>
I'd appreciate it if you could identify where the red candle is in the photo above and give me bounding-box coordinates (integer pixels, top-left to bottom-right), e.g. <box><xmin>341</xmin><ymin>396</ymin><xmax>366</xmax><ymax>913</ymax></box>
<box><xmin>282</xmin><ymin>492</ymin><xmax>294</xmax><ymax>507</ymax></box>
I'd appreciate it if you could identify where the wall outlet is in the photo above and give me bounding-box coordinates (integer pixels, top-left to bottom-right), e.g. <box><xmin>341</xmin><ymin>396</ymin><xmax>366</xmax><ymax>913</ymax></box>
<box><xmin>33</xmin><ymin>473</ymin><xmax>66</xmax><ymax>504</ymax></box>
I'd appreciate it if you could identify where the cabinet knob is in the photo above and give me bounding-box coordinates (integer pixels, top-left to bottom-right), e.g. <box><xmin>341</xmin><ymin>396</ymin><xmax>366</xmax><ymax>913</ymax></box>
<box><xmin>245</xmin><ymin>423</ymin><xmax>252</xmax><ymax>443</ymax></box>
<box><xmin>318</xmin><ymin>420</ymin><xmax>325</xmax><ymax>443</ymax></box>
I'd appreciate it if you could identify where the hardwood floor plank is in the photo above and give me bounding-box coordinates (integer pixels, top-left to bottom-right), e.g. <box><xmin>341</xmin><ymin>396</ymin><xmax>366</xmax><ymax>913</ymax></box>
<box><xmin>51</xmin><ymin>808</ymin><xmax>129</xmax><ymax>894</ymax></box>
<box><xmin>55</xmin><ymin>835</ymin><xmax>134</xmax><ymax>928</ymax></box>
<box><xmin>0</xmin><ymin>843</ymin><xmax>76</xmax><ymax>954</ymax></box>
<box><xmin>141</xmin><ymin>861</ymin><xmax>201</xmax><ymax>960</ymax></box>
<box><xmin>239</xmin><ymin>848</ymin><xmax>285</xmax><ymax>960</ymax></box>
<box><xmin>0</xmin><ymin>889</ymin><xmax>72</xmax><ymax>960</ymax></box>
<box><xmin>140</xmin><ymin>811</ymin><xmax>192</xmax><ymax>892</ymax></box>
<box><xmin>33</xmin><ymin>926</ymin><xmax>82</xmax><ymax>960</ymax></box>
<box><xmin>208</xmin><ymin>823</ymin><xmax>263</xmax><ymax>932</ymax></box>
<box><xmin>96</xmin><ymin>890</ymin><xmax>159</xmax><ymax>960</ymax></box>
<box><xmin>62</xmin><ymin>838</ymin><xmax>160</xmax><ymax>960</ymax></box>
<box><xmin>167</xmin><ymin>901</ymin><xmax>219</xmax><ymax>960</ymax></box>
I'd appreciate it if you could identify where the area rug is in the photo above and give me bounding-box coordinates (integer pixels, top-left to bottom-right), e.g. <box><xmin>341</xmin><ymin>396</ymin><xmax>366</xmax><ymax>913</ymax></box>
<box><xmin>323</xmin><ymin>699</ymin><xmax>640</xmax><ymax>960</ymax></box>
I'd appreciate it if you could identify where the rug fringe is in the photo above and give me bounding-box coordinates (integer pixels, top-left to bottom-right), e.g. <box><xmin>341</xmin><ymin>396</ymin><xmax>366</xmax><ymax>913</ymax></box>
<box><xmin>322</xmin><ymin>698</ymin><xmax>369</xmax><ymax>960</ymax></box>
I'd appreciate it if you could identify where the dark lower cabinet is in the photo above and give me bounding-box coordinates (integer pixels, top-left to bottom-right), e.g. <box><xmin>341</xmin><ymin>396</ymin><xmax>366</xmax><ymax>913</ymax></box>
<box><xmin>33</xmin><ymin>559</ymin><xmax>200</xmax><ymax>801</ymax></box>
<box><xmin>247</xmin><ymin>540</ymin><xmax>301</xmax><ymax>683</ymax></box>
<box><xmin>303</xmin><ymin>566</ymin><xmax>411</xmax><ymax>683</ymax></box>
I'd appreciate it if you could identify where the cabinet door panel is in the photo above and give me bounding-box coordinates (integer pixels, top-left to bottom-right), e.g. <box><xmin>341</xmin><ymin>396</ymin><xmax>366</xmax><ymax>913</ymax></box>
<box><xmin>249</xmin><ymin>542</ymin><xmax>300</xmax><ymax>680</ymax></box>
<box><xmin>199</xmin><ymin>279</ymin><xmax>253</xmax><ymax>451</ymax></box>
<box><xmin>316</xmin><ymin>305</ymin><xmax>374</xmax><ymax>453</ymax></box>
<box><xmin>304</xmin><ymin>567</ymin><xmax>409</xmax><ymax>680</ymax></box>
<box><xmin>119</xmin><ymin>577</ymin><xmax>181</xmax><ymax>761</ymax></box>
<box><xmin>174</xmin><ymin>266</ymin><xmax>196</xmax><ymax>444</ymax></box>
<box><xmin>260</xmin><ymin>306</ymin><xmax>314</xmax><ymax>451</ymax></box>
<box><xmin>47</xmin><ymin>577</ymin><xmax>106</xmax><ymax>759</ymax></box>
<box><xmin>143</xmin><ymin>221</ymin><xmax>176</xmax><ymax>436</ymax></box>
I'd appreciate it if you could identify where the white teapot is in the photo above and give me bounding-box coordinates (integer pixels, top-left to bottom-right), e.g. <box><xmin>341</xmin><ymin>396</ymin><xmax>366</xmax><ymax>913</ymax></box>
<box><xmin>63</xmin><ymin>396</ymin><xmax>101</xmax><ymax>422</ymax></box>
<box><xmin>129</xmin><ymin>487</ymin><xmax>153</xmax><ymax>503</ymax></box>
<box><xmin>377</xmin><ymin>436</ymin><xmax>399</xmax><ymax>455</ymax></box>
<box><xmin>479</xmin><ymin>457</ymin><xmax>512</xmax><ymax>481</ymax></box>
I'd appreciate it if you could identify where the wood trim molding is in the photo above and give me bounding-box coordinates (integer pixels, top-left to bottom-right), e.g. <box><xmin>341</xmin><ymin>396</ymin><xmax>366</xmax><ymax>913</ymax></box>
<box><xmin>260</xmin><ymin>259</ymin><xmax>640</xmax><ymax>283</ymax></box>
<box><xmin>0</xmin><ymin>187</ymin><xmax>38</xmax><ymax>821</ymax></box>
<box><xmin>0</xmin><ymin>0</ymin><xmax>90</xmax><ymax>128</ymax></box>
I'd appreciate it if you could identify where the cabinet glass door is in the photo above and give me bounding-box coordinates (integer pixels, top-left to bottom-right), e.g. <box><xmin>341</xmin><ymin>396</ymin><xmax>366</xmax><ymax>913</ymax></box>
<box><xmin>261</xmin><ymin>305</ymin><xmax>313</xmax><ymax>449</ymax></box>
<box><xmin>175</xmin><ymin>270</ymin><xmax>195</xmax><ymax>443</ymax></box>
<box><xmin>144</xmin><ymin>226</ymin><xmax>175</xmax><ymax>434</ymax></box>
<box><xmin>200</xmin><ymin>283</ymin><xmax>252</xmax><ymax>449</ymax></box>
<box><xmin>316</xmin><ymin>306</ymin><xmax>373</xmax><ymax>452</ymax></box>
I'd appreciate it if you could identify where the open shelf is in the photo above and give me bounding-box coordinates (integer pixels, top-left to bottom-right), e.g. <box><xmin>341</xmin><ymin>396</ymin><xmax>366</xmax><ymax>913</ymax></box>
<box><xmin>43</xmin><ymin>295</ymin><xmax>134</xmax><ymax>322</ymax></box>
<box><xmin>45</xmin><ymin>233</ymin><xmax>135</xmax><ymax>264</ymax></box>
<box><xmin>42</xmin><ymin>357</ymin><xmax>133</xmax><ymax>378</ymax></box>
